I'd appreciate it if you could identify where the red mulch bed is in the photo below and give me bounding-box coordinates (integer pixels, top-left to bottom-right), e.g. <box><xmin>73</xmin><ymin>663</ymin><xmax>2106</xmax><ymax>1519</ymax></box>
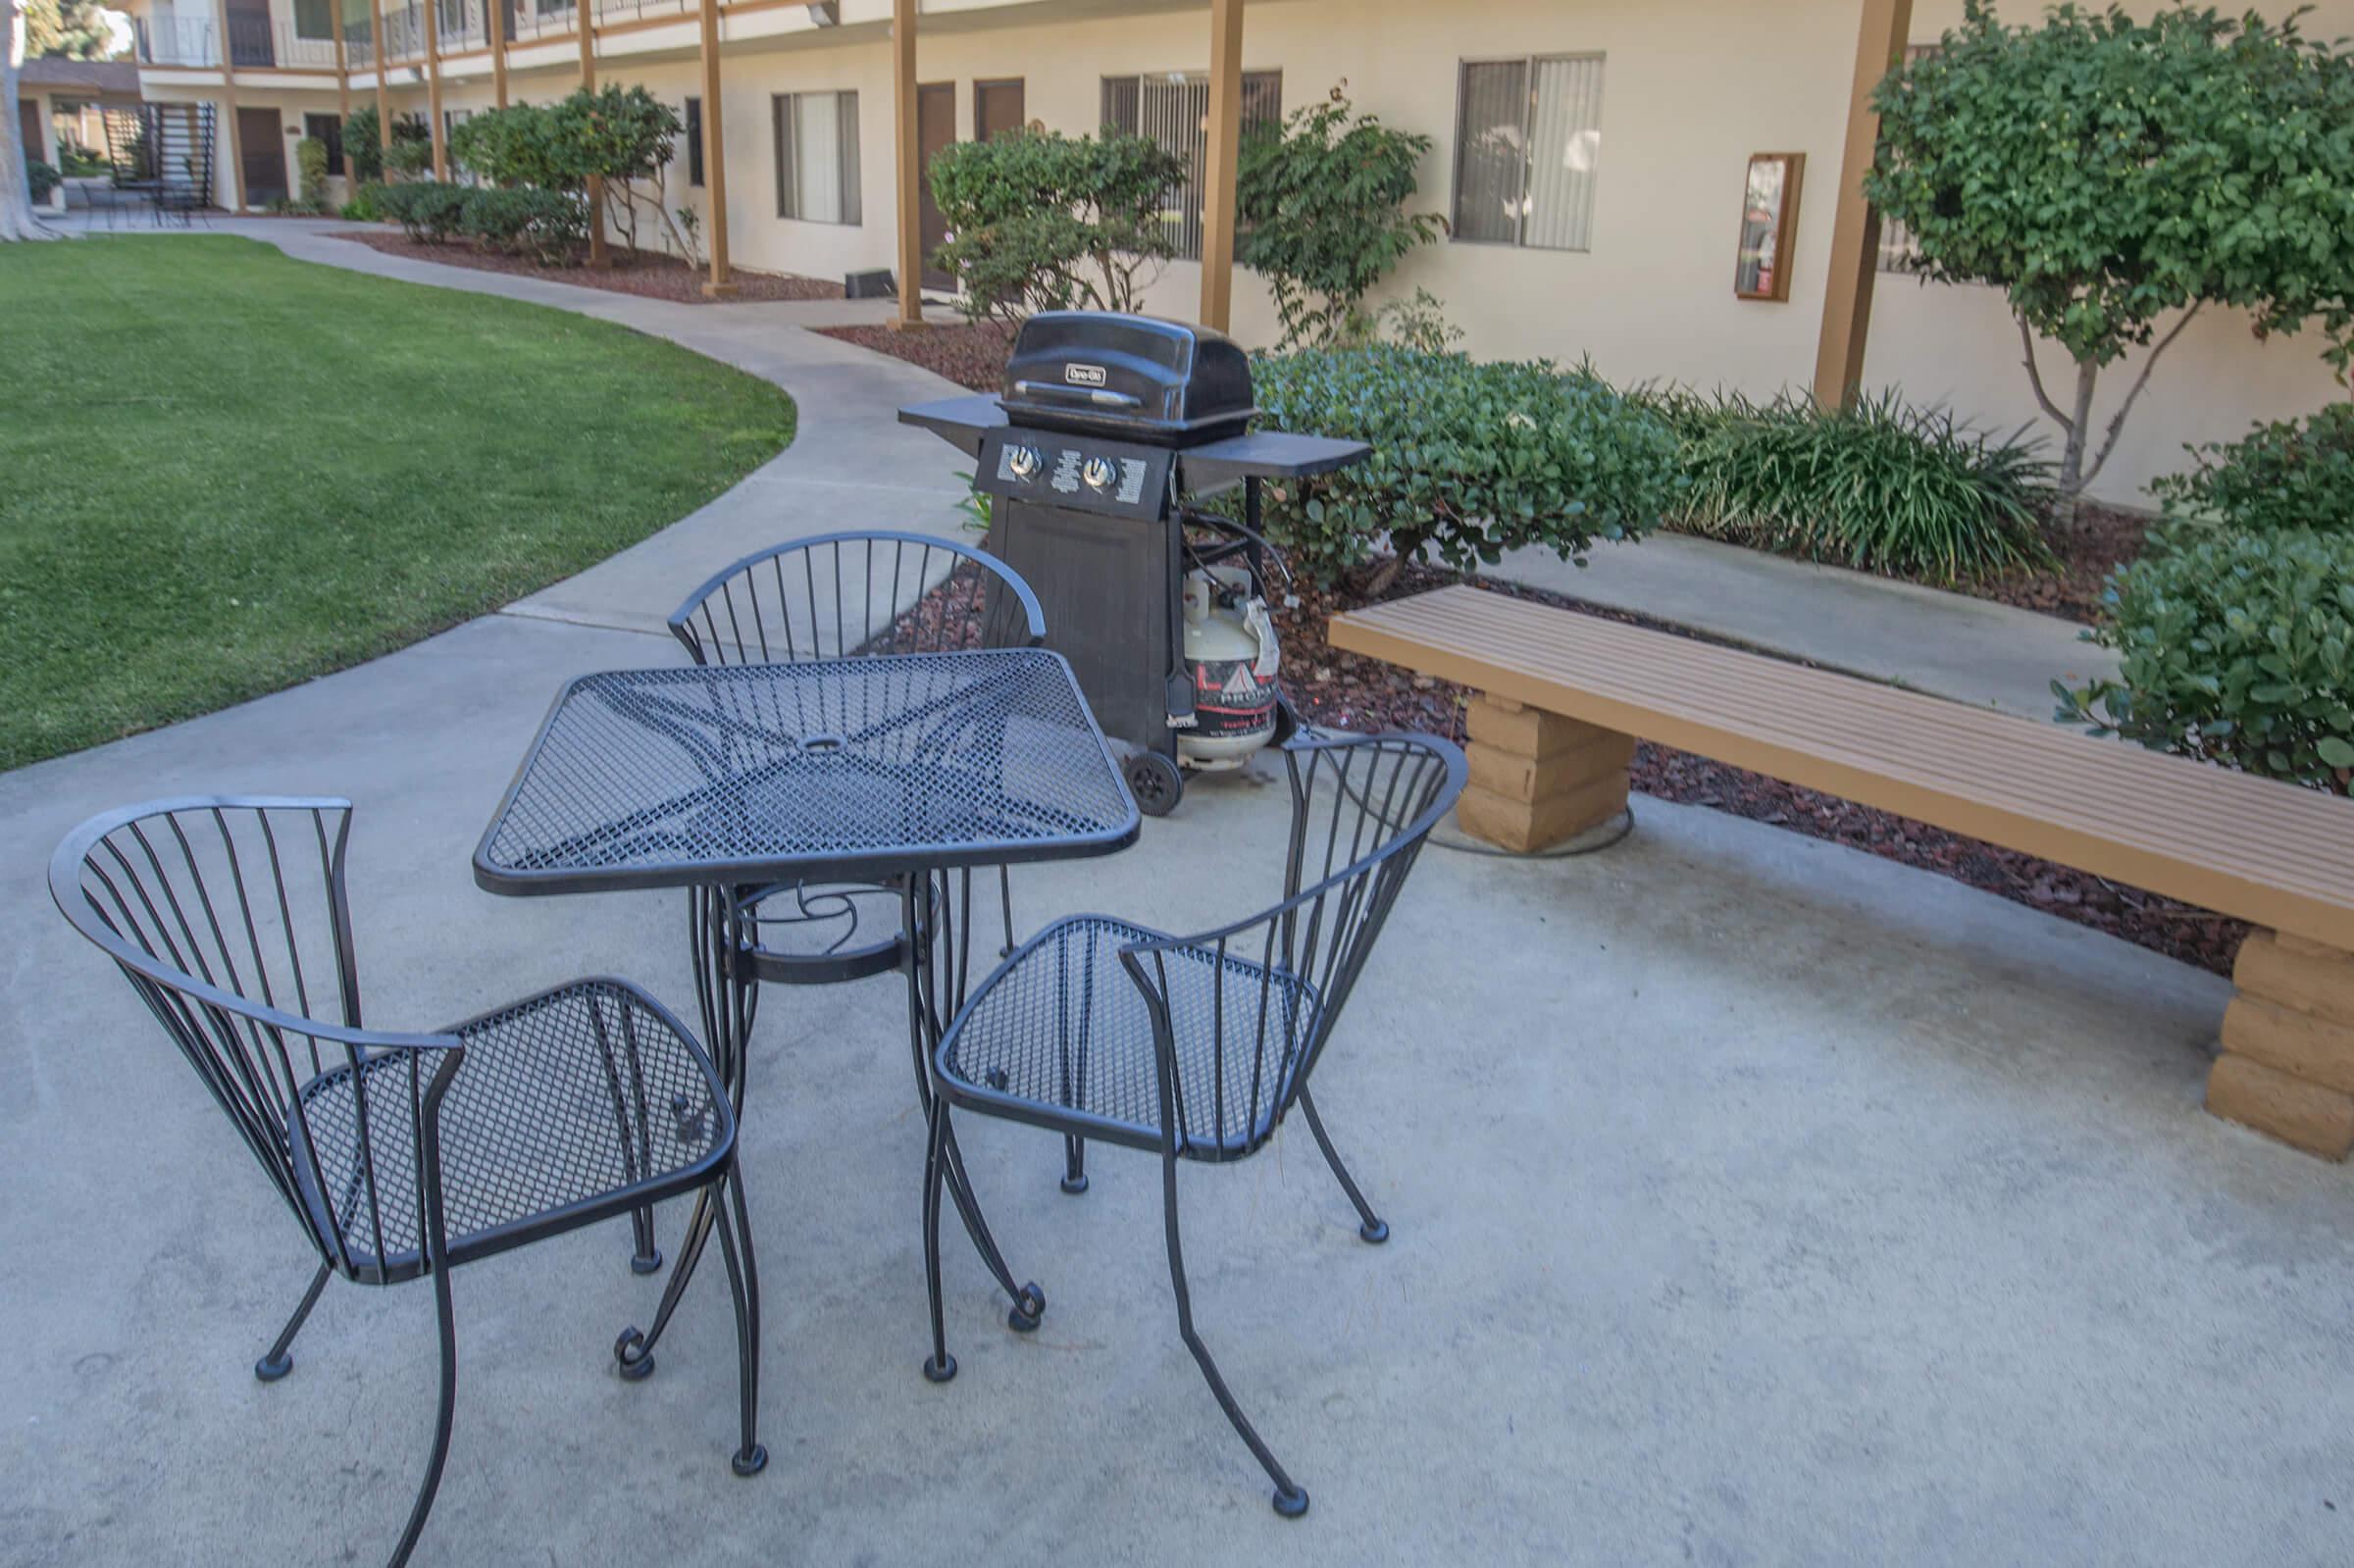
<box><xmin>813</xmin><ymin>320</ymin><xmax>1014</xmax><ymax>388</ymax></box>
<box><xmin>1274</xmin><ymin>559</ymin><xmax>2246</xmax><ymax>977</ymax></box>
<box><xmin>333</xmin><ymin>228</ymin><xmax>845</xmax><ymax>303</ymax></box>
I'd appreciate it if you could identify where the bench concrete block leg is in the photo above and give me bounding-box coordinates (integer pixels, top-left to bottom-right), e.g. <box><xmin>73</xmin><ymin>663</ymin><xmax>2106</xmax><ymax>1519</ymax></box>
<box><xmin>1458</xmin><ymin>695</ymin><xmax>1636</xmax><ymax>852</ymax></box>
<box><xmin>2205</xmin><ymin>930</ymin><xmax>2354</xmax><ymax>1159</ymax></box>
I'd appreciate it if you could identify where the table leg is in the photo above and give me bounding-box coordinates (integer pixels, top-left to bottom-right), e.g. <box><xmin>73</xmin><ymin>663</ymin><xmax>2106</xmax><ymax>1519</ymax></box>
<box><xmin>902</xmin><ymin>872</ymin><xmax>1044</xmax><ymax>1336</ymax></box>
<box><xmin>616</xmin><ymin>885</ymin><xmax>754</xmax><ymax>1376</ymax></box>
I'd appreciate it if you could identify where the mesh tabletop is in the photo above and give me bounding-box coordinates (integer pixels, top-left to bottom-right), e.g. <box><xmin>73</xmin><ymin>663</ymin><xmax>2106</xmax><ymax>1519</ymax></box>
<box><xmin>475</xmin><ymin>649</ymin><xmax>1138</xmax><ymax>894</ymax></box>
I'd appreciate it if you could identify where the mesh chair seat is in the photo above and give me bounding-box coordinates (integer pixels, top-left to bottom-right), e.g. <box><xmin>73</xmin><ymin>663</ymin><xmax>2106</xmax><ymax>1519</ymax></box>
<box><xmin>938</xmin><ymin>916</ymin><xmax>1321</xmax><ymax>1156</ymax></box>
<box><xmin>289</xmin><ymin>980</ymin><xmax>732</xmax><ymax>1282</ymax></box>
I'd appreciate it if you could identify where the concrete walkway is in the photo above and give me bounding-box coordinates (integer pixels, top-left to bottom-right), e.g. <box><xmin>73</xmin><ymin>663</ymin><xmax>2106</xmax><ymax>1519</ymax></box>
<box><xmin>1499</xmin><ymin>532</ymin><xmax>2118</xmax><ymax>720</ymax></box>
<box><xmin>7</xmin><ymin>222</ymin><xmax>2349</xmax><ymax>1567</ymax></box>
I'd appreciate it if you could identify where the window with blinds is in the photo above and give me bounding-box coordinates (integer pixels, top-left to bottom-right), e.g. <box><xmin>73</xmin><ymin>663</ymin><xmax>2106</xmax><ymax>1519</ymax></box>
<box><xmin>1876</xmin><ymin>44</ymin><xmax>1940</xmax><ymax>274</ymax></box>
<box><xmin>685</xmin><ymin>96</ymin><xmax>703</xmax><ymax>188</ymax></box>
<box><xmin>773</xmin><ymin>90</ymin><xmax>861</xmax><ymax>225</ymax></box>
<box><xmin>1100</xmin><ymin>70</ymin><xmax>1281</xmax><ymax>261</ymax></box>
<box><xmin>1452</xmin><ymin>55</ymin><xmax>1605</xmax><ymax>252</ymax></box>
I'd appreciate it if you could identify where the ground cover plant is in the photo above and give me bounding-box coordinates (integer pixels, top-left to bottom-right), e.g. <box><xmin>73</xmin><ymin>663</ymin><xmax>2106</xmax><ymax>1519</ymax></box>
<box><xmin>1662</xmin><ymin>389</ymin><xmax>2056</xmax><ymax>583</ymax></box>
<box><xmin>0</xmin><ymin>235</ymin><xmax>795</xmax><ymax>769</ymax></box>
<box><xmin>2152</xmin><ymin>403</ymin><xmax>2354</xmax><ymax>537</ymax></box>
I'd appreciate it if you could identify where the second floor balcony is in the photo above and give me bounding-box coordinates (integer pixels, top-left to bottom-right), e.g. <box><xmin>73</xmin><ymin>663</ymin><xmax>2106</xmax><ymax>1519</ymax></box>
<box><xmin>134</xmin><ymin>13</ymin><xmax>341</xmax><ymax>69</ymax></box>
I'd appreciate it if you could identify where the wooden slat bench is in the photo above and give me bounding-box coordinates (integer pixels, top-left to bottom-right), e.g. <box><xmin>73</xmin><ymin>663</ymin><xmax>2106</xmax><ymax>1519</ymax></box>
<box><xmin>1329</xmin><ymin>584</ymin><xmax>2354</xmax><ymax>1160</ymax></box>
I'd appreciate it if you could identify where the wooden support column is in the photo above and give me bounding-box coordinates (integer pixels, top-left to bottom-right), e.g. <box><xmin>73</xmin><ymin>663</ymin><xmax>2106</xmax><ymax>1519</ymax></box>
<box><xmin>696</xmin><ymin>0</ymin><xmax>733</xmax><ymax>295</ymax></box>
<box><xmin>214</xmin><ymin>0</ymin><xmax>245</xmax><ymax>210</ymax></box>
<box><xmin>1456</xmin><ymin>696</ymin><xmax>1636</xmax><ymax>853</ymax></box>
<box><xmin>488</xmin><ymin>0</ymin><xmax>508</xmax><ymax>108</ymax></box>
<box><xmin>580</xmin><ymin>0</ymin><xmax>606</xmax><ymax>266</ymax></box>
<box><xmin>1197</xmin><ymin>0</ymin><xmax>1244</xmax><ymax>332</ymax></box>
<box><xmin>891</xmin><ymin>0</ymin><xmax>922</xmax><ymax>329</ymax></box>
<box><xmin>2208</xmin><ymin>931</ymin><xmax>2354</xmax><ymax>1159</ymax></box>
<box><xmin>1811</xmin><ymin>0</ymin><xmax>1912</xmax><ymax>409</ymax></box>
<box><xmin>332</xmin><ymin>0</ymin><xmax>351</xmax><ymax>122</ymax></box>
<box><xmin>424</xmin><ymin>0</ymin><xmax>446</xmax><ymax>179</ymax></box>
<box><xmin>369</xmin><ymin>0</ymin><xmax>391</xmax><ymax>165</ymax></box>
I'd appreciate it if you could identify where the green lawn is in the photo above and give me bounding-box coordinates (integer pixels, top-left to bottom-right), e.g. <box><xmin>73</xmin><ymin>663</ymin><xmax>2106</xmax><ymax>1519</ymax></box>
<box><xmin>0</xmin><ymin>235</ymin><xmax>796</xmax><ymax>771</ymax></box>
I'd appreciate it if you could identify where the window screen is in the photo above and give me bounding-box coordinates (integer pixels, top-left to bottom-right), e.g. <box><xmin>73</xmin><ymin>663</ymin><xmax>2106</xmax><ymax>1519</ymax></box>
<box><xmin>1452</xmin><ymin>55</ymin><xmax>1605</xmax><ymax>252</ymax></box>
<box><xmin>685</xmin><ymin>95</ymin><xmax>702</xmax><ymax>187</ymax></box>
<box><xmin>773</xmin><ymin>90</ymin><xmax>860</xmax><ymax>224</ymax></box>
<box><xmin>1100</xmin><ymin>70</ymin><xmax>1281</xmax><ymax>261</ymax></box>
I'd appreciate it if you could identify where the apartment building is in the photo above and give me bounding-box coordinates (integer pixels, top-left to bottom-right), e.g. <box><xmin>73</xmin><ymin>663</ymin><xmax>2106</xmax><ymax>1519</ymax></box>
<box><xmin>105</xmin><ymin>0</ymin><xmax>2354</xmax><ymax>504</ymax></box>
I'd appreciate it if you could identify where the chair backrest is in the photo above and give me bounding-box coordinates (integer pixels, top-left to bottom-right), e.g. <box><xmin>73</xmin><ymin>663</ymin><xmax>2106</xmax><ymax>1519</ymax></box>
<box><xmin>50</xmin><ymin>797</ymin><xmax>458</xmax><ymax>1280</ymax></box>
<box><xmin>668</xmin><ymin>530</ymin><xmax>1047</xmax><ymax>667</ymax></box>
<box><xmin>1120</xmin><ymin>732</ymin><xmax>1466</xmax><ymax>1159</ymax></box>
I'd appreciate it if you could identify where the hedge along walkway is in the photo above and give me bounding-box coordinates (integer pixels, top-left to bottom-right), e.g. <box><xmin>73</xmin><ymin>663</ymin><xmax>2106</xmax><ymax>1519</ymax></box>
<box><xmin>0</xmin><ymin>232</ymin><xmax>796</xmax><ymax>771</ymax></box>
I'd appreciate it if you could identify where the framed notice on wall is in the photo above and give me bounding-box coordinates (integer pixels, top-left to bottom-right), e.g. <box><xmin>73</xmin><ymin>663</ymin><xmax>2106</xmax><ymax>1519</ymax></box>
<box><xmin>1734</xmin><ymin>152</ymin><xmax>1805</xmax><ymax>302</ymax></box>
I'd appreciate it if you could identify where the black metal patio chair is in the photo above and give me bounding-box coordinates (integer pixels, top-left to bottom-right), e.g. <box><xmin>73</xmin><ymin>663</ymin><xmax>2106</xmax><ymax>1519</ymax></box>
<box><xmin>50</xmin><ymin>797</ymin><xmax>764</xmax><ymax>1568</ymax></box>
<box><xmin>667</xmin><ymin>529</ymin><xmax>1049</xmax><ymax>987</ymax></box>
<box><xmin>922</xmin><ymin>732</ymin><xmax>1466</xmax><ymax>1516</ymax></box>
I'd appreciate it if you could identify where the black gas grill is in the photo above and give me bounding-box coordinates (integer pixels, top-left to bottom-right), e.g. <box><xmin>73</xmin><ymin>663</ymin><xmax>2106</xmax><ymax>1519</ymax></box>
<box><xmin>902</xmin><ymin>312</ymin><xmax>1370</xmax><ymax>815</ymax></box>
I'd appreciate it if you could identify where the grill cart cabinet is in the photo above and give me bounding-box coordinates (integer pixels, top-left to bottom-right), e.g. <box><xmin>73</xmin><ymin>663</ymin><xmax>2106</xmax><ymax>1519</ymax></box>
<box><xmin>902</xmin><ymin>312</ymin><xmax>1369</xmax><ymax>815</ymax></box>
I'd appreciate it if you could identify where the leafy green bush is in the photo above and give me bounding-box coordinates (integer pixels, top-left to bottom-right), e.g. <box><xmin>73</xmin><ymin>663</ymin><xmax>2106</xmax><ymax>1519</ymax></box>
<box><xmin>1244</xmin><ymin>346</ymin><xmax>1680</xmax><ymax>580</ymax></box>
<box><xmin>2058</xmin><ymin>528</ymin><xmax>2354</xmax><ymax>794</ymax></box>
<box><xmin>383</xmin><ymin>119</ymin><xmax>435</xmax><ymax>179</ymax></box>
<box><xmin>295</xmin><ymin>135</ymin><xmax>332</xmax><ymax>203</ymax></box>
<box><xmin>460</xmin><ymin>185</ymin><xmax>586</xmax><ymax>266</ymax></box>
<box><xmin>377</xmin><ymin>180</ymin><xmax>467</xmax><ymax>243</ymax></box>
<box><xmin>449</xmin><ymin>101</ymin><xmax>573</xmax><ymax>190</ymax></box>
<box><xmin>59</xmin><ymin>141</ymin><xmax>108</xmax><ymax>177</ymax></box>
<box><xmin>340</xmin><ymin>180</ymin><xmax>389</xmax><ymax>222</ymax></box>
<box><xmin>343</xmin><ymin>105</ymin><xmax>384</xmax><ymax>181</ymax></box>
<box><xmin>2153</xmin><ymin>403</ymin><xmax>2354</xmax><ymax>536</ymax></box>
<box><xmin>26</xmin><ymin>159</ymin><xmax>61</xmax><ymax>204</ymax></box>
<box><xmin>929</xmin><ymin>129</ymin><xmax>1188</xmax><ymax>322</ymax></box>
<box><xmin>1235</xmin><ymin>97</ymin><xmax>1443</xmax><ymax>349</ymax></box>
<box><xmin>1664</xmin><ymin>390</ymin><xmax>2055</xmax><ymax>582</ymax></box>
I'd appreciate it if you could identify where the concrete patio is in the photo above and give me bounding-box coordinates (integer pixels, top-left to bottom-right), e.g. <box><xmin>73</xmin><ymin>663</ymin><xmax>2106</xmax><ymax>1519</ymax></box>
<box><xmin>6</xmin><ymin>225</ymin><xmax>2352</xmax><ymax>1567</ymax></box>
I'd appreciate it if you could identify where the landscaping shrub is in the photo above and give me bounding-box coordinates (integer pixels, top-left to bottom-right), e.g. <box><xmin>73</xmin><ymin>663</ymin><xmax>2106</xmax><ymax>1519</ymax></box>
<box><xmin>1667</xmin><ymin>390</ymin><xmax>2055</xmax><ymax>583</ymax></box>
<box><xmin>295</xmin><ymin>135</ymin><xmax>332</xmax><ymax>203</ymax></box>
<box><xmin>343</xmin><ymin>105</ymin><xmax>384</xmax><ymax>182</ymax></box>
<box><xmin>459</xmin><ymin>185</ymin><xmax>586</xmax><ymax>266</ymax></box>
<box><xmin>1235</xmin><ymin>97</ymin><xmax>1444</xmax><ymax>349</ymax></box>
<box><xmin>59</xmin><ymin>141</ymin><xmax>107</xmax><ymax>177</ymax></box>
<box><xmin>340</xmin><ymin>180</ymin><xmax>388</xmax><ymax>223</ymax></box>
<box><xmin>929</xmin><ymin>128</ymin><xmax>1188</xmax><ymax>322</ymax></box>
<box><xmin>1244</xmin><ymin>346</ymin><xmax>1681</xmax><ymax>580</ymax></box>
<box><xmin>26</xmin><ymin>159</ymin><xmax>61</xmax><ymax>204</ymax></box>
<box><xmin>377</xmin><ymin>180</ymin><xmax>467</xmax><ymax>243</ymax></box>
<box><xmin>449</xmin><ymin>101</ymin><xmax>572</xmax><ymax>190</ymax></box>
<box><xmin>2153</xmin><ymin>403</ymin><xmax>2354</xmax><ymax>536</ymax></box>
<box><xmin>2058</xmin><ymin>528</ymin><xmax>2354</xmax><ymax>794</ymax></box>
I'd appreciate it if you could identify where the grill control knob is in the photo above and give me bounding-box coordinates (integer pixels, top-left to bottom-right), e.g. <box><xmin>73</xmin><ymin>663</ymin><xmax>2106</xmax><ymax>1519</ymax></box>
<box><xmin>1005</xmin><ymin>444</ymin><xmax>1043</xmax><ymax>481</ymax></box>
<box><xmin>1081</xmin><ymin>455</ymin><xmax>1118</xmax><ymax>491</ymax></box>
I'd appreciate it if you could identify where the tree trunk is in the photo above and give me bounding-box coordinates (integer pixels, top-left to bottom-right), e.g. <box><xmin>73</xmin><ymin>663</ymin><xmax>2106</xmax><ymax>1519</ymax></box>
<box><xmin>2052</xmin><ymin>359</ymin><xmax>2100</xmax><ymax>531</ymax></box>
<box><xmin>1</xmin><ymin>0</ymin><xmax>61</xmax><ymax>240</ymax></box>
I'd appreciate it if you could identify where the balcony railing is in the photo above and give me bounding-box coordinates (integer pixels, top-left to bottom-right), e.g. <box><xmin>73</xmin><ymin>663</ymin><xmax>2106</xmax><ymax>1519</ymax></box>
<box><xmin>135</xmin><ymin>16</ymin><xmax>218</xmax><ymax>67</ymax></box>
<box><xmin>591</xmin><ymin>0</ymin><xmax>695</xmax><ymax>26</ymax></box>
<box><xmin>225</xmin><ymin>15</ymin><xmax>342</xmax><ymax>69</ymax></box>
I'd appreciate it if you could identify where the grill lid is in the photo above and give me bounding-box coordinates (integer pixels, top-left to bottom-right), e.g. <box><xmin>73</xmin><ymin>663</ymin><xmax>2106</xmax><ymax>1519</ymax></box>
<box><xmin>999</xmin><ymin>312</ymin><xmax>1254</xmax><ymax>443</ymax></box>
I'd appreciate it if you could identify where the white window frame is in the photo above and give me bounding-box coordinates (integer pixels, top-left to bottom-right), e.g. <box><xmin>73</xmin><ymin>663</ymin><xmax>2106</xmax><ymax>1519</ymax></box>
<box><xmin>1449</xmin><ymin>52</ymin><xmax>1607</xmax><ymax>255</ymax></box>
<box><xmin>772</xmin><ymin>89</ymin><xmax>862</xmax><ymax>226</ymax></box>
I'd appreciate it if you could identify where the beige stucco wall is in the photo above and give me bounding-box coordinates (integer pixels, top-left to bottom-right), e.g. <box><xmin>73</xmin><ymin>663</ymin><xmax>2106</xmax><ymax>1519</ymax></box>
<box><xmin>213</xmin><ymin>0</ymin><xmax>2354</xmax><ymax>504</ymax></box>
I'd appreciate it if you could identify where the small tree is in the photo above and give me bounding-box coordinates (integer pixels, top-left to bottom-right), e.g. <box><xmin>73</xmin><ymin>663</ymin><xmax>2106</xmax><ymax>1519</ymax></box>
<box><xmin>449</xmin><ymin>100</ymin><xmax>571</xmax><ymax>190</ymax></box>
<box><xmin>1235</xmin><ymin>94</ymin><xmax>1444</xmax><ymax>349</ymax></box>
<box><xmin>343</xmin><ymin>103</ymin><xmax>384</xmax><ymax>181</ymax></box>
<box><xmin>929</xmin><ymin>128</ymin><xmax>1188</xmax><ymax>322</ymax></box>
<box><xmin>2</xmin><ymin>0</ymin><xmax>59</xmax><ymax>241</ymax></box>
<box><xmin>1868</xmin><ymin>2</ymin><xmax>2354</xmax><ymax>519</ymax></box>
<box><xmin>549</xmin><ymin>84</ymin><xmax>686</xmax><ymax>258</ymax></box>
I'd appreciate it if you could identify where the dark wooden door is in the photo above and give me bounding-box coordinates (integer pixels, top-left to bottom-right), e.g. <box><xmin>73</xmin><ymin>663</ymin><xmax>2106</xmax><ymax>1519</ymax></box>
<box><xmin>974</xmin><ymin>77</ymin><xmax>1024</xmax><ymax>143</ymax></box>
<box><xmin>916</xmin><ymin>81</ymin><xmax>954</xmax><ymax>290</ymax></box>
<box><xmin>18</xmin><ymin>100</ymin><xmax>40</xmax><ymax>177</ymax></box>
<box><xmin>237</xmin><ymin>106</ymin><xmax>285</xmax><ymax>207</ymax></box>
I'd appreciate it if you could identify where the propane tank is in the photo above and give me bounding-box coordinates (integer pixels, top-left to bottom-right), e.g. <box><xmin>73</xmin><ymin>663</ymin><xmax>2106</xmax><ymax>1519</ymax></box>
<box><xmin>1178</xmin><ymin>566</ymin><xmax>1280</xmax><ymax>771</ymax></box>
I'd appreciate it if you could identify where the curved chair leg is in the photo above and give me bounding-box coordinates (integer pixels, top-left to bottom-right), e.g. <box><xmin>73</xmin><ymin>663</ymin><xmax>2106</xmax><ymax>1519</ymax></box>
<box><xmin>614</xmin><ymin>1187</ymin><xmax>717</xmax><ymax>1379</ymax></box>
<box><xmin>387</xmin><ymin>1242</ymin><xmax>458</xmax><ymax>1568</ymax></box>
<box><xmin>921</xmin><ymin>1099</ymin><xmax>956</xmax><ymax>1384</ymax></box>
<box><xmin>629</xmin><ymin>1206</ymin><xmax>663</xmax><ymax>1276</ymax></box>
<box><xmin>1061</xmin><ymin>1135</ymin><xmax>1089</xmax><ymax>1196</ymax></box>
<box><xmin>254</xmin><ymin>1260</ymin><xmax>333</xmax><ymax>1382</ymax></box>
<box><xmin>1295</xmin><ymin>1087</ymin><xmax>1388</xmax><ymax>1244</ymax></box>
<box><xmin>710</xmin><ymin>1164</ymin><xmax>767</xmax><ymax>1477</ymax></box>
<box><xmin>1160</xmin><ymin>1145</ymin><xmax>1308</xmax><ymax>1519</ymax></box>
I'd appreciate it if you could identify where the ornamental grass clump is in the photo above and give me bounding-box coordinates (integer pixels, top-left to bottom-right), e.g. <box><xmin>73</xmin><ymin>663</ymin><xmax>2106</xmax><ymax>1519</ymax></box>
<box><xmin>2057</xmin><ymin>528</ymin><xmax>2354</xmax><ymax>795</ymax></box>
<box><xmin>1244</xmin><ymin>346</ymin><xmax>1682</xmax><ymax>582</ymax></box>
<box><xmin>1670</xmin><ymin>390</ymin><xmax>2055</xmax><ymax>583</ymax></box>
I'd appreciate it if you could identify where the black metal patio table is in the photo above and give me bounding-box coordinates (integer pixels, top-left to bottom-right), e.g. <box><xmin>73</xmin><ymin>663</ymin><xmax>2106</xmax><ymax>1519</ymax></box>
<box><xmin>473</xmin><ymin>647</ymin><xmax>1139</xmax><ymax>1374</ymax></box>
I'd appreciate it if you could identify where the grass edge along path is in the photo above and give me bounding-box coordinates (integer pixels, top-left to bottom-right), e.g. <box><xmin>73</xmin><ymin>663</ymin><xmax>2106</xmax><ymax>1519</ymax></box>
<box><xmin>0</xmin><ymin>234</ymin><xmax>796</xmax><ymax>771</ymax></box>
